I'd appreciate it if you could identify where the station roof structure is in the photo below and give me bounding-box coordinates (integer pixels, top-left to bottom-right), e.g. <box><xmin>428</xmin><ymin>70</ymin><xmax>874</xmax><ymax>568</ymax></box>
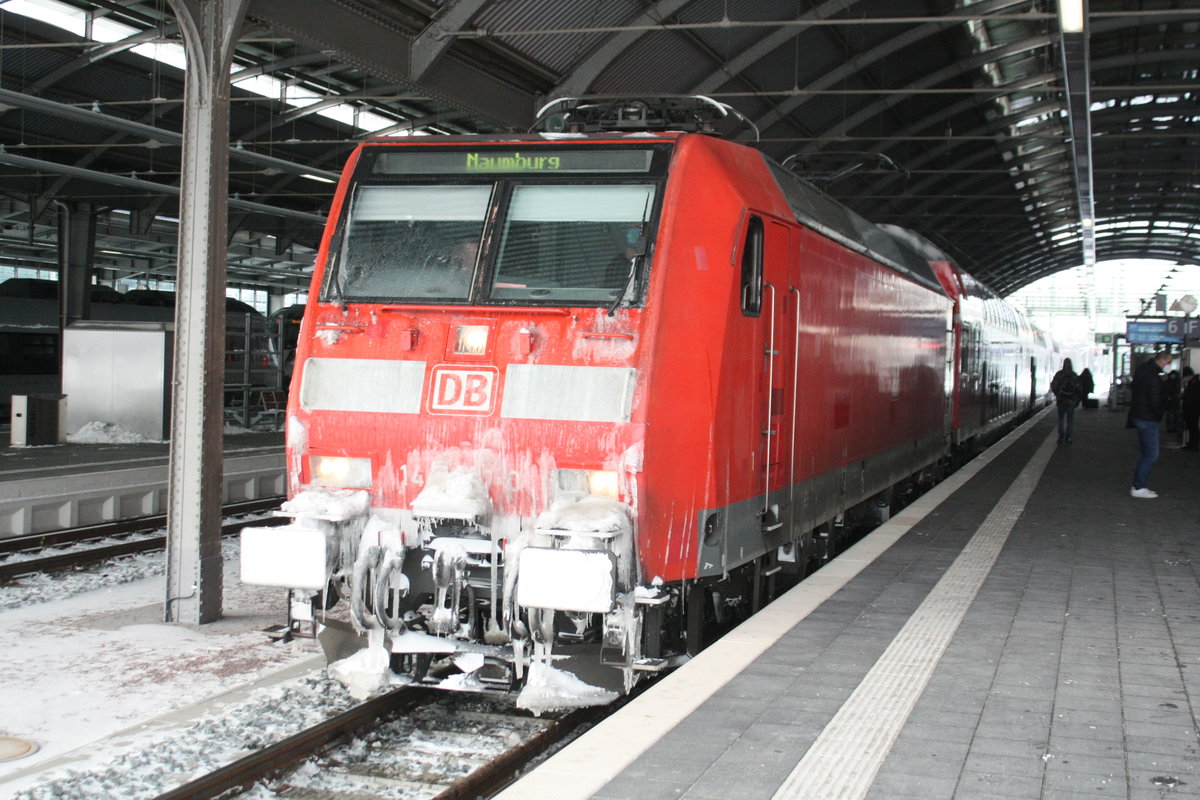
<box><xmin>0</xmin><ymin>0</ymin><xmax>1194</xmax><ymax>297</ymax></box>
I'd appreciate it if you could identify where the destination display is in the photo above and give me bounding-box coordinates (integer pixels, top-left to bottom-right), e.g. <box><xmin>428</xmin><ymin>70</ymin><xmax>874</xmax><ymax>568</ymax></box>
<box><xmin>372</xmin><ymin>148</ymin><xmax>655</xmax><ymax>175</ymax></box>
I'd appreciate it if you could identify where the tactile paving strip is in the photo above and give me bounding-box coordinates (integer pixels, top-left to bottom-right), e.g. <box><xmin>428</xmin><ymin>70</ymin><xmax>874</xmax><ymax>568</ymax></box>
<box><xmin>773</xmin><ymin>429</ymin><xmax>1059</xmax><ymax>800</ymax></box>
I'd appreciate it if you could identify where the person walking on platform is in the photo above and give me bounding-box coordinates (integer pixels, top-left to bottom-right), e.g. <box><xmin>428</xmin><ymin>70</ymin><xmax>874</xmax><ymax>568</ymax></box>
<box><xmin>1050</xmin><ymin>357</ymin><xmax>1082</xmax><ymax>444</ymax></box>
<box><xmin>1079</xmin><ymin>367</ymin><xmax>1095</xmax><ymax>407</ymax></box>
<box><xmin>1182</xmin><ymin>366</ymin><xmax>1200</xmax><ymax>451</ymax></box>
<box><xmin>1130</xmin><ymin>350</ymin><xmax>1174</xmax><ymax>498</ymax></box>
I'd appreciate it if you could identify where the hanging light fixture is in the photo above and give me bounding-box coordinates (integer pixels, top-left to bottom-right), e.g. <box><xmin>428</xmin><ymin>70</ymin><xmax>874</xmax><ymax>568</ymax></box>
<box><xmin>1059</xmin><ymin>0</ymin><xmax>1084</xmax><ymax>34</ymax></box>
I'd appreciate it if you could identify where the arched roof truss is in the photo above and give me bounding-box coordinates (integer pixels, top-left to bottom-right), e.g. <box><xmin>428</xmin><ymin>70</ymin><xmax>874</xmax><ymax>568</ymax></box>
<box><xmin>0</xmin><ymin>0</ymin><xmax>1192</xmax><ymax>295</ymax></box>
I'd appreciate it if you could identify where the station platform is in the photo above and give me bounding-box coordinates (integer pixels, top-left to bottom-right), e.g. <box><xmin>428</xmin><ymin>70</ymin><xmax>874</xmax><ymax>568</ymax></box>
<box><xmin>0</xmin><ymin>430</ymin><xmax>284</xmax><ymax>536</ymax></box>
<box><xmin>0</xmin><ymin>429</ymin><xmax>282</xmax><ymax>479</ymax></box>
<box><xmin>500</xmin><ymin>405</ymin><xmax>1200</xmax><ymax>799</ymax></box>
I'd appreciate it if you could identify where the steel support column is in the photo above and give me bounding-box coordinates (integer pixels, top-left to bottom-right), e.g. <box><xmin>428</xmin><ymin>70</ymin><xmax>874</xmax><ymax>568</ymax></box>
<box><xmin>163</xmin><ymin>0</ymin><xmax>250</xmax><ymax>625</ymax></box>
<box><xmin>57</xmin><ymin>201</ymin><xmax>96</xmax><ymax>329</ymax></box>
<box><xmin>1059</xmin><ymin>0</ymin><xmax>1095</xmax><ymax>267</ymax></box>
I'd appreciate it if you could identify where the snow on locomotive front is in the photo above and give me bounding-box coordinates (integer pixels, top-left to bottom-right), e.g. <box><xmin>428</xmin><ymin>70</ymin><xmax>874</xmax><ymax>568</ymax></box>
<box><xmin>241</xmin><ymin>134</ymin><xmax>676</xmax><ymax>704</ymax></box>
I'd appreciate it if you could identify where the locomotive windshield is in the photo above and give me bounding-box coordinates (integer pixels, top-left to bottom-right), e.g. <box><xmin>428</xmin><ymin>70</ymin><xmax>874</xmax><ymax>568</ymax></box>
<box><xmin>332</xmin><ymin>184</ymin><xmax>491</xmax><ymax>302</ymax></box>
<box><xmin>323</xmin><ymin>144</ymin><xmax>667</xmax><ymax>306</ymax></box>
<box><xmin>491</xmin><ymin>183</ymin><xmax>655</xmax><ymax>302</ymax></box>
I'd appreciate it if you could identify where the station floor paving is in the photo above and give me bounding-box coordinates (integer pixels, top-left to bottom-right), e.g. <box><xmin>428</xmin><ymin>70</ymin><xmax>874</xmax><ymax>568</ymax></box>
<box><xmin>501</xmin><ymin>405</ymin><xmax>1200</xmax><ymax>800</ymax></box>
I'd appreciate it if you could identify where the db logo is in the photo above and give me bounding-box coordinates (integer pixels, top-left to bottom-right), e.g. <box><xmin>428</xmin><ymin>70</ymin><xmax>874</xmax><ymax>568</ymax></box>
<box><xmin>429</xmin><ymin>366</ymin><xmax>499</xmax><ymax>415</ymax></box>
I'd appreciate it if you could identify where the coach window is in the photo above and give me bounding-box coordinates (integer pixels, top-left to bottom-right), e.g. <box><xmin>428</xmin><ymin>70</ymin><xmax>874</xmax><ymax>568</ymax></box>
<box><xmin>961</xmin><ymin>323</ymin><xmax>973</xmax><ymax>374</ymax></box>
<box><xmin>740</xmin><ymin>215</ymin><xmax>764</xmax><ymax>317</ymax></box>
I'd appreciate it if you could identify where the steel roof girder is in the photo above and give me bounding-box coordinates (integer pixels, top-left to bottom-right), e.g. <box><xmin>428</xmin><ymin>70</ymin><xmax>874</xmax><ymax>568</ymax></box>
<box><xmin>246</xmin><ymin>0</ymin><xmax>536</xmax><ymax>129</ymax></box>
<box><xmin>0</xmin><ymin>86</ymin><xmax>339</xmax><ymax>182</ymax></box>
<box><xmin>0</xmin><ymin>148</ymin><xmax>326</xmax><ymax>224</ymax></box>
<box><xmin>410</xmin><ymin>0</ymin><xmax>490</xmax><ymax>80</ymax></box>
<box><xmin>550</xmin><ymin>0</ymin><xmax>699</xmax><ymax>97</ymax></box>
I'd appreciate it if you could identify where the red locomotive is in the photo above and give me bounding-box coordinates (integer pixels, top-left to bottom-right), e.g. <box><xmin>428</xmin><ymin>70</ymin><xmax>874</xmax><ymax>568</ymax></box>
<box><xmin>242</xmin><ymin>98</ymin><xmax>1053</xmax><ymax>706</ymax></box>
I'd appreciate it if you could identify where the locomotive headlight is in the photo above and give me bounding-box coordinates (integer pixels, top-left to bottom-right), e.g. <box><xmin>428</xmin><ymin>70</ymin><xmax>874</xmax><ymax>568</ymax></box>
<box><xmin>311</xmin><ymin>456</ymin><xmax>373</xmax><ymax>488</ymax></box>
<box><xmin>587</xmin><ymin>470</ymin><xmax>620</xmax><ymax>500</ymax></box>
<box><xmin>555</xmin><ymin>469</ymin><xmax>620</xmax><ymax>501</ymax></box>
<box><xmin>454</xmin><ymin>325</ymin><xmax>489</xmax><ymax>355</ymax></box>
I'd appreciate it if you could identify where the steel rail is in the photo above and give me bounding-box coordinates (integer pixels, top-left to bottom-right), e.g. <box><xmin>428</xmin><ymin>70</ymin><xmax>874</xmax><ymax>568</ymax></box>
<box><xmin>152</xmin><ymin>687</ymin><xmax>443</xmax><ymax>800</ymax></box>
<box><xmin>0</xmin><ymin>497</ymin><xmax>282</xmax><ymax>556</ymax></box>
<box><xmin>430</xmin><ymin>702</ymin><xmax>615</xmax><ymax>800</ymax></box>
<box><xmin>151</xmin><ymin>685</ymin><xmax>616</xmax><ymax>800</ymax></box>
<box><xmin>0</xmin><ymin>497</ymin><xmax>284</xmax><ymax>582</ymax></box>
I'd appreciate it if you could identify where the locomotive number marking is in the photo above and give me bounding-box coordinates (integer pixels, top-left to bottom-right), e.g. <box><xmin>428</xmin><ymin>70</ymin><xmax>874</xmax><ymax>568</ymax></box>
<box><xmin>429</xmin><ymin>365</ymin><xmax>499</xmax><ymax>415</ymax></box>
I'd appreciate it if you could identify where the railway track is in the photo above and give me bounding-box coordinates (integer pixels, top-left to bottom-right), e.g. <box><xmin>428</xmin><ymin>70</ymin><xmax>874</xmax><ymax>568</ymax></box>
<box><xmin>0</xmin><ymin>497</ymin><xmax>284</xmax><ymax>582</ymax></box>
<box><xmin>155</xmin><ymin>687</ymin><xmax>609</xmax><ymax>800</ymax></box>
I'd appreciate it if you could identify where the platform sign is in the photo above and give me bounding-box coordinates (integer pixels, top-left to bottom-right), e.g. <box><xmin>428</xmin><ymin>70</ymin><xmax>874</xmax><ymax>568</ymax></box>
<box><xmin>1126</xmin><ymin>320</ymin><xmax>1176</xmax><ymax>344</ymax></box>
<box><xmin>1165</xmin><ymin>317</ymin><xmax>1200</xmax><ymax>341</ymax></box>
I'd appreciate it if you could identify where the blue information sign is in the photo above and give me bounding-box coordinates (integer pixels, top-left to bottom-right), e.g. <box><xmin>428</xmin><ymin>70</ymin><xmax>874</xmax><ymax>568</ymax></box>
<box><xmin>1126</xmin><ymin>320</ymin><xmax>1177</xmax><ymax>344</ymax></box>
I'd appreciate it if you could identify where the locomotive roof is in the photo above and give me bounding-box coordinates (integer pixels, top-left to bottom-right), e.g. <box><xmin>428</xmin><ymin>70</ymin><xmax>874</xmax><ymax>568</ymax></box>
<box><xmin>350</xmin><ymin>130</ymin><xmax>970</xmax><ymax>297</ymax></box>
<box><xmin>761</xmin><ymin>156</ymin><xmax>944</xmax><ymax>294</ymax></box>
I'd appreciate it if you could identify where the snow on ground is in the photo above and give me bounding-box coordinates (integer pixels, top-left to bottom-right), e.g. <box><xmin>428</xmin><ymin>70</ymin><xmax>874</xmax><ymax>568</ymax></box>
<box><xmin>10</xmin><ymin>673</ymin><xmax>357</xmax><ymax>800</ymax></box>
<box><xmin>0</xmin><ymin>538</ymin><xmax>329</xmax><ymax>797</ymax></box>
<box><xmin>1</xmin><ymin>538</ymin><xmax>164</xmax><ymax>610</ymax></box>
<box><xmin>0</xmin><ymin>542</ymin><xmax>563</xmax><ymax>800</ymax></box>
<box><xmin>65</xmin><ymin>421</ymin><xmax>157</xmax><ymax>445</ymax></box>
<box><xmin>53</xmin><ymin>420</ymin><xmax>253</xmax><ymax>447</ymax></box>
<box><xmin>0</xmin><ymin>518</ymin><xmax>264</xmax><ymax>610</ymax></box>
<box><xmin>0</xmin><ymin>511</ymin><xmax>623</xmax><ymax>796</ymax></box>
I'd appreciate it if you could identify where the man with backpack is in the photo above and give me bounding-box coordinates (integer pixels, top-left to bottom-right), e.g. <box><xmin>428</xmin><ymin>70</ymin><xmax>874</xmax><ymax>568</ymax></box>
<box><xmin>1051</xmin><ymin>358</ymin><xmax>1082</xmax><ymax>444</ymax></box>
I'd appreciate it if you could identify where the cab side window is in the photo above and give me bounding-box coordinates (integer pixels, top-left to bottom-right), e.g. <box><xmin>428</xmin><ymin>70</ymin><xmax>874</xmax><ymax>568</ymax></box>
<box><xmin>741</xmin><ymin>215</ymin><xmax>763</xmax><ymax>317</ymax></box>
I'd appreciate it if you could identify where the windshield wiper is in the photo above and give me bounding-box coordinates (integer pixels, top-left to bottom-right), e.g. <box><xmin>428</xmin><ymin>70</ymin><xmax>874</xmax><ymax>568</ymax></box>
<box><xmin>323</xmin><ymin>249</ymin><xmax>347</xmax><ymax>306</ymax></box>
<box><xmin>606</xmin><ymin>236</ymin><xmax>648</xmax><ymax>316</ymax></box>
<box><xmin>606</xmin><ymin>257</ymin><xmax>640</xmax><ymax>316</ymax></box>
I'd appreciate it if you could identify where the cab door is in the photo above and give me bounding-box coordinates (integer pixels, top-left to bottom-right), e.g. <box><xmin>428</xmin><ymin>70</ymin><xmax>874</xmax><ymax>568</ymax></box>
<box><xmin>761</xmin><ymin>220</ymin><xmax>793</xmax><ymax>547</ymax></box>
<box><xmin>743</xmin><ymin>216</ymin><xmax>793</xmax><ymax>548</ymax></box>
